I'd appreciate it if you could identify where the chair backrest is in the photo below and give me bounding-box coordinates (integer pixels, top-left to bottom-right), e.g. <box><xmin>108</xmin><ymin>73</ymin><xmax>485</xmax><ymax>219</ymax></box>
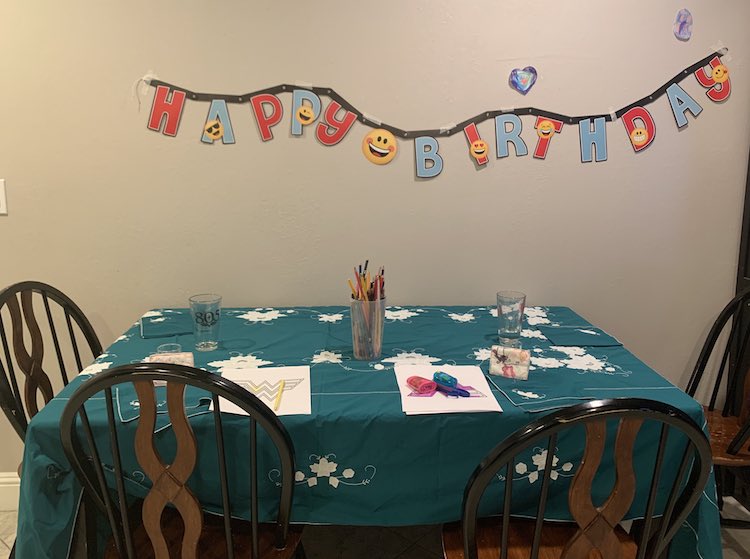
<box><xmin>686</xmin><ymin>287</ymin><xmax>750</xmax><ymax>421</ymax></box>
<box><xmin>460</xmin><ymin>398</ymin><xmax>711</xmax><ymax>559</ymax></box>
<box><xmin>0</xmin><ymin>280</ymin><xmax>102</xmax><ymax>439</ymax></box>
<box><xmin>60</xmin><ymin>363</ymin><xmax>296</xmax><ymax>559</ymax></box>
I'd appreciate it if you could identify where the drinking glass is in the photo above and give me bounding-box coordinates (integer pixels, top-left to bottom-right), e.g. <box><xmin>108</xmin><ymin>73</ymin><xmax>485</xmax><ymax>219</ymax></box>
<box><xmin>189</xmin><ymin>293</ymin><xmax>222</xmax><ymax>351</ymax></box>
<box><xmin>351</xmin><ymin>298</ymin><xmax>386</xmax><ymax>360</ymax></box>
<box><xmin>496</xmin><ymin>291</ymin><xmax>526</xmax><ymax>346</ymax></box>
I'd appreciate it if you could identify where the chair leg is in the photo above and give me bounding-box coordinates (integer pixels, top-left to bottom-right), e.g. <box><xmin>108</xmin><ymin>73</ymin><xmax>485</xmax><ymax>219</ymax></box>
<box><xmin>295</xmin><ymin>541</ymin><xmax>308</xmax><ymax>559</ymax></box>
<box><xmin>8</xmin><ymin>541</ymin><xmax>14</xmax><ymax>559</ymax></box>
<box><xmin>716</xmin><ymin>466</ymin><xmax>724</xmax><ymax>511</ymax></box>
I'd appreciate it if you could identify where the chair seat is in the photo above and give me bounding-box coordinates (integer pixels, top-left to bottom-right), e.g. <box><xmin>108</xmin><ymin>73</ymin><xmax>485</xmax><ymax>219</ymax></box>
<box><xmin>442</xmin><ymin>517</ymin><xmax>637</xmax><ymax>559</ymax></box>
<box><xmin>704</xmin><ymin>408</ymin><xmax>750</xmax><ymax>467</ymax></box>
<box><xmin>104</xmin><ymin>506</ymin><xmax>303</xmax><ymax>559</ymax></box>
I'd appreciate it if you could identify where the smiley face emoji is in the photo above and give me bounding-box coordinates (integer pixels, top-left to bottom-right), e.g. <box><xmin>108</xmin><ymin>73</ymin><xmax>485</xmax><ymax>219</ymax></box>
<box><xmin>630</xmin><ymin>127</ymin><xmax>649</xmax><ymax>148</ymax></box>
<box><xmin>712</xmin><ymin>64</ymin><xmax>729</xmax><ymax>84</ymax></box>
<box><xmin>470</xmin><ymin>140</ymin><xmax>488</xmax><ymax>160</ymax></box>
<box><xmin>362</xmin><ymin>129</ymin><xmax>397</xmax><ymax>165</ymax></box>
<box><xmin>204</xmin><ymin>119</ymin><xmax>224</xmax><ymax>141</ymax></box>
<box><xmin>295</xmin><ymin>105</ymin><xmax>315</xmax><ymax>126</ymax></box>
<box><xmin>537</xmin><ymin>120</ymin><xmax>555</xmax><ymax>139</ymax></box>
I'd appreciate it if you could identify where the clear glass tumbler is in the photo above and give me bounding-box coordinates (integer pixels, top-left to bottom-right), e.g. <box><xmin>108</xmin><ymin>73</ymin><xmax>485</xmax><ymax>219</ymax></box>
<box><xmin>496</xmin><ymin>291</ymin><xmax>526</xmax><ymax>347</ymax></box>
<box><xmin>350</xmin><ymin>298</ymin><xmax>386</xmax><ymax>361</ymax></box>
<box><xmin>189</xmin><ymin>293</ymin><xmax>222</xmax><ymax>352</ymax></box>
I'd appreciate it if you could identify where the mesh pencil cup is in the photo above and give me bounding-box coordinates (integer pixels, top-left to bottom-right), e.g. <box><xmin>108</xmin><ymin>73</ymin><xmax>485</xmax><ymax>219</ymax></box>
<box><xmin>350</xmin><ymin>298</ymin><xmax>386</xmax><ymax>361</ymax></box>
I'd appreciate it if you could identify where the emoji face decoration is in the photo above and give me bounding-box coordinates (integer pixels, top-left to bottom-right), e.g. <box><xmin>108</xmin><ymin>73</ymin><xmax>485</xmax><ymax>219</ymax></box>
<box><xmin>470</xmin><ymin>140</ymin><xmax>488</xmax><ymax>160</ymax></box>
<box><xmin>204</xmin><ymin>119</ymin><xmax>224</xmax><ymax>141</ymax></box>
<box><xmin>712</xmin><ymin>64</ymin><xmax>729</xmax><ymax>84</ymax></box>
<box><xmin>537</xmin><ymin>120</ymin><xmax>555</xmax><ymax>139</ymax></box>
<box><xmin>362</xmin><ymin>129</ymin><xmax>397</xmax><ymax>165</ymax></box>
<box><xmin>295</xmin><ymin>105</ymin><xmax>315</xmax><ymax>126</ymax></box>
<box><xmin>630</xmin><ymin>127</ymin><xmax>649</xmax><ymax>148</ymax></box>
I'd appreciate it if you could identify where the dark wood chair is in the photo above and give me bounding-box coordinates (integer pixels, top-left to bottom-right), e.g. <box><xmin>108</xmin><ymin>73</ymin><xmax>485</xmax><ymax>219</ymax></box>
<box><xmin>60</xmin><ymin>363</ymin><xmax>306</xmax><ymax>559</ymax></box>
<box><xmin>442</xmin><ymin>398</ymin><xmax>711</xmax><ymax>559</ymax></box>
<box><xmin>0</xmin><ymin>280</ymin><xmax>102</xmax><ymax>440</ymax></box>
<box><xmin>685</xmin><ymin>287</ymin><xmax>750</xmax><ymax>528</ymax></box>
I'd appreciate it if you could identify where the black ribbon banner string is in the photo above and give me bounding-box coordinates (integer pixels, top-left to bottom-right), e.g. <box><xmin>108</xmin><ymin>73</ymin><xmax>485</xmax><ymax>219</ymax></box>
<box><xmin>148</xmin><ymin>49</ymin><xmax>727</xmax><ymax>140</ymax></box>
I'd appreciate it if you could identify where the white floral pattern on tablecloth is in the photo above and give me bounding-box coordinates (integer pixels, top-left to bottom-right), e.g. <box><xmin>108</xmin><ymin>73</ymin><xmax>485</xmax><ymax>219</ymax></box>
<box><xmin>317</xmin><ymin>313</ymin><xmax>344</xmax><ymax>323</ymax></box>
<box><xmin>524</xmin><ymin>307</ymin><xmax>551</xmax><ymax>326</ymax></box>
<box><xmin>237</xmin><ymin>308</ymin><xmax>292</xmax><ymax>323</ymax></box>
<box><xmin>380</xmin><ymin>351</ymin><xmax>441</xmax><ymax>366</ymax></box>
<box><xmin>472</xmin><ymin>348</ymin><xmax>492</xmax><ymax>361</ymax></box>
<box><xmin>269</xmin><ymin>454</ymin><xmax>376</xmax><ymax>489</ymax></box>
<box><xmin>497</xmin><ymin>447</ymin><xmax>575</xmax><ymax>484</ymax></box>
<box><xmin>385</xmin><ymin>307</ymin><xmax>424</xmax><ymax>321</ymax></box>
<box><xmin>448</xmin><ymin>313</ymin><xmax>475</xmax><ymax>323</ymax></box>
<box><xmin>311</xmin><ymin>350</ymin><xmax>343</xmax><ymax>364</ymax></box>
<box><xmin>207</xmin><ymin>353</ymin><xmax>273</xmax><ymax>371</ymax></box>
<box><xmin>529</xmin><ymin>346</ymin><xmax>624</xmax><ymax>375</ymax></box>
<box><xmin>79</xmin><ymin>362</ymin><xmax>114</xmax><ymax>377</ymax></box>
<box><xmin>521</xmin><ymin>329</ymin><xmax>547</xmax><ymax>340</ymax></box>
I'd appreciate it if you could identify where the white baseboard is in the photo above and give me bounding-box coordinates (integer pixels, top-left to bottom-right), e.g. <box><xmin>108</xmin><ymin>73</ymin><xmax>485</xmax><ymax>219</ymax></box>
<box><xmin>0</xmin><ymin>473</ymin><xmax>20</xmax><ymax>511</ymax></box>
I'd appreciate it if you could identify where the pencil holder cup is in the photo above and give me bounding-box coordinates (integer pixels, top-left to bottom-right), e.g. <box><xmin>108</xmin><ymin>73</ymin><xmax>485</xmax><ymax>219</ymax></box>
<box><xmin>350</xmin><ymin>298</ymin><xmax>386</xmax><ymax>361</ymax></box>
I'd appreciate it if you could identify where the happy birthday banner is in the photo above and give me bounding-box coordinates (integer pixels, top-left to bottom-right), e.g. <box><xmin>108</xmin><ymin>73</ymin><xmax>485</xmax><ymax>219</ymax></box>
<box><xmin>146</xmin><ymin>49</ymin><xmax>730</xmax><ymax>178</ymax></box>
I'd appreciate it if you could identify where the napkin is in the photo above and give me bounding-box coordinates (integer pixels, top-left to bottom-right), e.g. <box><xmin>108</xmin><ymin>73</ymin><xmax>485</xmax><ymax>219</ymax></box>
<box><xmin>537</xmin><ymin>326</ymin><xmax>621</xmax><ymax>347</ymax></box>
<box><xmin>139</xmin><ymin>310</ymin><xmax>193</xmax><ymax>339</ymax></box>
<box><xmin>489</xmin><ymin>346</ymin><xmax>530</xmax><ymax>380</ymax></box>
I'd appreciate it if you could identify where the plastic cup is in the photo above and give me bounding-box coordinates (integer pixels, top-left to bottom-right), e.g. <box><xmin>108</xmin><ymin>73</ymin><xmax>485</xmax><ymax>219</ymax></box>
<box><xmin>189</xmin><ymin>293</ymin><xmax>222</xmax><ymax>352</ymax></box>
<box><xmin>350</xmin><ymin>298</ymin><xmax>386</xmax><ymax>361</ymax></box>
<box><xmin>497</xmin><ymin>291</ymin><xmax>526</xmax><ymax>346</ymax></box>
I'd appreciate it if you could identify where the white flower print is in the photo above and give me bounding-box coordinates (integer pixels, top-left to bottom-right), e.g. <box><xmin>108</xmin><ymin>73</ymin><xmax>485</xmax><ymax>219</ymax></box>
<box><xmin>381</xmin><ymin>351</ymin><xmax>441</xmax><ymax>366</ymax></box>
<box><xmin>513</xmin><ymin>389</ymin><xmax>543</xmax><ymax>399</ymax></box>
<box><xmin>578</xmin><ymin>329</ymin><xmax>598</xmax><ymax>335</ymax></box>
<box><xmin>238</xmin><ymin>309</ymin><xmax>285</xmax><ymax>323</ymax></box>
<box><xmin>208</xmin><ymin>354</ymin><xmax>273</xmax><ymax>371</ymax></box>
<box><xmin>448</xmin><ymin>313</ymin><xmax>475</xmax><ymax>323</ymax></box>
<box><xmin>497</xmin><ymin>448</ymin><xmax>575</xmax><ymax>485</ymax></box>
<box><xmin>311</xmin><ymin>351</ymin><xmax>343</xmax><ymax>364</ymax></box>
<box><xmin>80</xmin><ymin>362</ymin><xmax>113</xmax><ymax>376</ymax></box>
<box><xmin>385</xmin><ymin>307</ymin><xmax>423</xmax><ymax>321</ymax></box>
<box><xmin>318</xmin><ymin>313</ymin><xmax>343</xmax><ymax>323</ymax></box>
<box><xmin>273</xmin><ymin>454</ymin><xmax>376</xmax><ymax>490</ymax></box>
<box><xmin>149</xmin><ymin>317</ymin><xmax>166</xmax><ymax>323</ymax></box>
<box><xmin>532</xmin><ymin>449</ymin><xmax>559</xmax><ymax>470</ymax></box>
<box><xmin>521</xmin><ymin>329</ymin><xmax>547</xmax><ymax>340</ymax></box>
<box><xmin>310</xmin><ymin>457</ymin><xmax>338</xmax><ymax>477</ymax></box>
<box><xmin>524</xmin><ymin>307</ymin><xmax>551</xmax><ymax>326</ymax></box>
<box><xmin>473</xmin><ymin>348</ymin><xmax>492</xmax><ymax>361</ymax></box>
<box><xmin>530</xmin><ymin>357</ymin><xmax>565</xmax><ymax>369</ymax></box>
<box><xmin>141</xmin><ymin>310</ymin><xmax>163</xmax><ymax>318</ymax></box>
<box><xmin>549</xmin><ymin>346</ymin><xmax>606</xmax><ymax>372</ymax></box>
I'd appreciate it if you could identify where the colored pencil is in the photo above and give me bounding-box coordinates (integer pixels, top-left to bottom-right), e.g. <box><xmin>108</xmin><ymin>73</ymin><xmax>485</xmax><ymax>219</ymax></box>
<box><xmin>274</xmin><ymin>380</ymin><xmax>285</xmax><ymax>411</ymax></box>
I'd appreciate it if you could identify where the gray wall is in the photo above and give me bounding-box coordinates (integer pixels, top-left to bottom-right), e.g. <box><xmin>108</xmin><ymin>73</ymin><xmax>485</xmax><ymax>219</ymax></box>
<box><xmin>0</xmin><ymin>1</ymin><xmax>748</xmax><ymax>472</ymax></box>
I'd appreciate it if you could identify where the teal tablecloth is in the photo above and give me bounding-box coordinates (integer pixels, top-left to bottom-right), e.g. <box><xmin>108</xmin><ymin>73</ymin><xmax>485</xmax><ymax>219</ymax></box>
<box><xmin>16</xmin><ymin>306</ymin><xmax>720</xmax><ymax>558</ymax></box>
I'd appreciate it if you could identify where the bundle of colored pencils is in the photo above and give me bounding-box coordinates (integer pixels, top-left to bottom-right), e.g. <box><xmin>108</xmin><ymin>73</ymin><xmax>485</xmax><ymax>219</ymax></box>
<box><xmin>348</xmin><ymin>260</ymin><xmax>385</xmax><ymax>301</ymax></box>
<box><xmin>348</xmin><ymin>261</ymin><xmax>386</xmax><ymax>360</ymax></box>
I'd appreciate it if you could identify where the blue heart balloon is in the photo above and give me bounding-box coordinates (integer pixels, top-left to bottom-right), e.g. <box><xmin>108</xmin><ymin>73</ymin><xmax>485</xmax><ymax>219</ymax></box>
<box><xmin>509</xmin><ymin>66</ymin><xmax>538</xmax><ymax>95</ymax></box>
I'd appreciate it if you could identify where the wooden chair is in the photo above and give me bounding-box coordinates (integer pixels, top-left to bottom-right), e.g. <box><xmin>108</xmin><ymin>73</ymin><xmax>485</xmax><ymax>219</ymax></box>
<box><xmin>685</xmin><ymin>287</ymin><xmax>750</xmax><ymax>527</ymax></box>
<box><xmin>60</xmin><ymin>363</ymin><xmax>306</xmax><ymax>559</ymax></box>
<box><xmin>442</xmin><ymin>398</ymin><xmax>711</xmax><ymax>559</ymax></box>
<box><xmin>0</xmin><ymin>280</ymin><xmax>102</xmax><ymax>440</ymax></box>
<box><xmin>0</xmin><ymin>281</ymin><xmax>102</xmax><ymax>558</ymax></box>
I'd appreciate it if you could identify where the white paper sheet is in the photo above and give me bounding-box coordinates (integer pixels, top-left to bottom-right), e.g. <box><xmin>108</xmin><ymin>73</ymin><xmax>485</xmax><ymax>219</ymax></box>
<box><xmin>212</xmin><ymin>366</ymin><xmax>312</xmax><ymax>416</ymax></box>
<box><xmin>394</xmin><ymin>365</ymin><xmax>502</xmax><ymax>415</ymax></box>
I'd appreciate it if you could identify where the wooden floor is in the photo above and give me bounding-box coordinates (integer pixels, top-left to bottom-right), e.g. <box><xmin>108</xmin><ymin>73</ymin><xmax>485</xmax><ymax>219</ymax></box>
<box><xmin>1</xmin><ymin>502</ymin><xmax>748</xmax><ymax>559</ymax></box>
